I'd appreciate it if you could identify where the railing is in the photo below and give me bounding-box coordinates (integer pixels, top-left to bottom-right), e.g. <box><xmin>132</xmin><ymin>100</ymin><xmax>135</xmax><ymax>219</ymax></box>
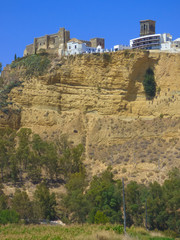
<box><xmin>132</xmin><ymin>42</ymin><xmax>160</xmax><ymax>49</ymax></box>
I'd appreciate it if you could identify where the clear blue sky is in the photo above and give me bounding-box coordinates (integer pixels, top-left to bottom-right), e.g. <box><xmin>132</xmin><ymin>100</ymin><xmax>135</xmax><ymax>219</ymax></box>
<box><xmin>1</xmin><ymin>0</ymin><xmax>180</xmax><ymax>67</ymax></box>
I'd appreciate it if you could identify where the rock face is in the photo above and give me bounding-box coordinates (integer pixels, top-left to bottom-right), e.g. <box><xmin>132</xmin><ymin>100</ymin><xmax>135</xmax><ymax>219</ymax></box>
<box><xmin>2</xmin><ymin>50</ymin><xmax>180</xmax><ymax>183</ymax></box>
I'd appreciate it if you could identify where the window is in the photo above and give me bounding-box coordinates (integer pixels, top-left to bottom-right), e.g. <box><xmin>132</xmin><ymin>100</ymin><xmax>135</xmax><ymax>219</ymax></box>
<box><xmin>69</xmin><ymin>46</ymin><xmax>71</xmax><ymax>49</ymax></box>
<box><xmin>75</xmin><ymin>45</ymin><xmax>77</xmax><ymax>49</ymax></box>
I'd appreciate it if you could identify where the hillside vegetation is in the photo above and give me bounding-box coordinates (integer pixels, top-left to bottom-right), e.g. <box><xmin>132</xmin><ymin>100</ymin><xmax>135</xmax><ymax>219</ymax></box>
<box><xmin>0</xmin><ymin>51</ymin><xmax>180</xmax><ymax>237</ymax></box>
<box><xmin>0</xmin><ymin>128</ymin><xmax>179</xmax><ymax>236</ymax></box>
<box><xmin>1</xmin><ymin>51</ymin><xmax>180</xmax><ymax>184</ymax></box>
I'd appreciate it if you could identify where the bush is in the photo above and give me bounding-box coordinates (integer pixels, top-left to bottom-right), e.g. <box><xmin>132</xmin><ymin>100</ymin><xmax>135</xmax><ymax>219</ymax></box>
<box><xmin>111</xmin><ymin>225</ymin><xmax>124</xmax><ymax>234</ymax></box>
<box><xmin>11</xmin><ymin>54</ymin><xmax>51</xmax><ymax>77</ymax></box>
<box><xmin>0</xmin><ymin>77</ymin><xmax>4</xmax><ymax>87</ymax></box>
<box><xmin>0</xmin><ymin>209</ymin><xmax>20</xmax><ymax>224</ymax></box>
<box><xmin>94</xmin><ymin>211</ymin><xmax>109</xmax><ymax>224</ymax></box>
<box><xmin>160</xmin><ymin>114</ymin><xmax>164</xmax><ymax>119</ymax></box>
<box><xmin>143</xmin><ymin>68</ymin><xmax>156</xmax><ymax>99</ymax></box>
<box><xmin>103</xmin><ymin>53</ymin><xmax>111</xmax><ymax>62</ymax></box>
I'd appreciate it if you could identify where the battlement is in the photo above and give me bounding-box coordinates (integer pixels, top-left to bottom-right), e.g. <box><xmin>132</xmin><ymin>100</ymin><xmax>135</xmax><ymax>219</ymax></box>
<box><xmin>24</xmin><ymin>28</ymin><xmax>105</xmax><ymax>57</ymax></box>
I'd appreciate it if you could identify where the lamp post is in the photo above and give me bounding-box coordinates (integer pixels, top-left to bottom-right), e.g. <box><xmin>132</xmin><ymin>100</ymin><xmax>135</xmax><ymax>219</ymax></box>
<box><xmin>122</xmin><ymin>178</ymin><xmax>126</xmax><ymax>234</ymax></box>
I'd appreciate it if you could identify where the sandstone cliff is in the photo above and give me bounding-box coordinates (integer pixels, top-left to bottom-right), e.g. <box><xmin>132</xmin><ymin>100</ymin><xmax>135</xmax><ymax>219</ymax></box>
<box><xmin>1</xmin><ymin>50</ymin><xmax>180</xmax><ymax>184</ymax></box>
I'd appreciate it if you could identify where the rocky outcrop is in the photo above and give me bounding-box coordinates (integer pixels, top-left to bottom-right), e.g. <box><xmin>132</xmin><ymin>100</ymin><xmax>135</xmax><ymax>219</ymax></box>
<box><xmin>2</xmin><ymin>50</ymin><xmax>180</xmax><ymax>183</ymax></box>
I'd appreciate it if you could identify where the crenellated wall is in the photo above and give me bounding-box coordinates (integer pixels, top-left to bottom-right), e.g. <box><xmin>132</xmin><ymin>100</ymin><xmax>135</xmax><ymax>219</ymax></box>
<box><xmin>23</xmin><ymin>28</ymin><xmax>70</xmax><ymax>56</ymax></box>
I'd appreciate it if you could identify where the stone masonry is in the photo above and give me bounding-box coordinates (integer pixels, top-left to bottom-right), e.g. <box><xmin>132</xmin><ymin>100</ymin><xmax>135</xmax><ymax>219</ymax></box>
<box><xmin>24</xmin><ymin>27</ymin><xmax>105</xmax><ymax>57</ymax></box>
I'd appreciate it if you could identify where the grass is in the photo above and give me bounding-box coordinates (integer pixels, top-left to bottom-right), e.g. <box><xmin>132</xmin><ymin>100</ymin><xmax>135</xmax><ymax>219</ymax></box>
<box><xmin>0</xmin><ymin>225</ymin><xmax>175</xmax><ymax>240</ymax></box>
<box><xmin>10</xmin><ymin>53</ymin><xmax>51</xmax><ymax>77</ymax></box>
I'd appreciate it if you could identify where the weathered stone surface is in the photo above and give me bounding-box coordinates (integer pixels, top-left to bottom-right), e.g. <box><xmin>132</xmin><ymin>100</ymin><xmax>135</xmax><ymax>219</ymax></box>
<box><xmin>2</xmin><ymin>50</ymin><xmax>180</xmax><ymax>183</ymax></box>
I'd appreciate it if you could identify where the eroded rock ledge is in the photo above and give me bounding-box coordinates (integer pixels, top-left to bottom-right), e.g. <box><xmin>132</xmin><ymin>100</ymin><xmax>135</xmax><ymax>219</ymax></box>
<box><xmin>1</xmin><ymin>50</ymin><xmax>180</xmax><ymax>183</ymax></box>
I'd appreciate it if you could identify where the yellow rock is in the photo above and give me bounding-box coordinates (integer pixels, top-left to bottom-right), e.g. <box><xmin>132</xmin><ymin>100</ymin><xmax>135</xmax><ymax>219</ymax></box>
<box><xmin>2</xmin><ymin>50</ymin><xmax>180</xmax><ymax>183</ymax></box>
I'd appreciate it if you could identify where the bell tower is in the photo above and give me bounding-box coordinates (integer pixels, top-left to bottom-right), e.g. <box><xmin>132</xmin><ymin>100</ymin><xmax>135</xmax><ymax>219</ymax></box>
<box><xmin>140</xmin><ymin>20</ymin><xmax>156</xmax><ymax>36</ymax></box>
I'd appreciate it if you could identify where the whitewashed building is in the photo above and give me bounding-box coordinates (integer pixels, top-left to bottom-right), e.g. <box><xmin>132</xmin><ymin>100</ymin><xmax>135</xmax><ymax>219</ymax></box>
<box><xmin>172</xmin><ymin>38</ymin><xmax>180</xmax><ymax>49</ymax></box>
<box><xmin>65</xmin><ymin>38</ymin><xmax>106</xmax><ymax>55</ymax></box>
<box><xmin>114</xmin><ymin>45</ymin><xmax>130</xmax><ymax>51</ymax></box>
<box><xmin>129</xmin><ymin>20</ymin><xmax>179</xmax><ymax>51</ymax></box>
<box><xmin>130</xmin><ymin>33</ymin><xmax>172</xmax><ymax>50</ymax></box>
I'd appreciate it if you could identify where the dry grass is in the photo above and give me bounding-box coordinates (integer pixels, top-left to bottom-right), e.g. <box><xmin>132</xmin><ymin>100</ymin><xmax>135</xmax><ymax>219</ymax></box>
<box><xmin>0</xmin><ymin>224</ymin><xmax>174</xmax><ymax>240</ymax></box>
<box><xmin>76</xmin><ymin>230</ymin><xmax>122</xmax><ymax>240</ymax></box>
<box><xmin>0</xmin><ymin>224</ymin><xmax>122</xmax><ymax>240</ymax></box>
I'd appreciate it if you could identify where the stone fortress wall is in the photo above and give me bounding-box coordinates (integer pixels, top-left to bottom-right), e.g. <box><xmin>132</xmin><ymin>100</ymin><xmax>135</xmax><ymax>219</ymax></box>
<box><xmin>24</xmin><ymin>27</ymin><xmax>104</xmax><ymax>57</ymax></box>
<box><xmin>24</xmin><ymin>28</ymin><xmax>70</xmax><ymax>56</ymax></box>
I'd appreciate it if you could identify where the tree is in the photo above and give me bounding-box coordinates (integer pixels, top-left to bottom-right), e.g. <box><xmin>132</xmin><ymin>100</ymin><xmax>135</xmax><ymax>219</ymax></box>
<box><xmin>16</xmin><ymin>128</ymin><xmax>32</xmax><ymax>182</ymax></box>
<box><xmin>62</xmin><ymin>171</ymin><xmax>89</xmax><ymax>223</ymax></box>
<box><xmin>0</xmin><ymin>62</ymin><xmax>2</xmax><ymax>73</ymax></box>
<box><xmin>59</xmin><ymin>144</ymin><xmax>84</xmax><ymax>180</ymax></box>
<box><xmin>143</xmin><ymin>68</ymin><xmax>156</xmax><ymax>99</ymax></box>
<box><xmin>0</xmin><ymin>185</ymin><xmax>8</xmax><ymax>210</ymax></box>
<box><xmin>0</xmin><ymin>128</ymin><xmax>16</xmax><ymax>181</ymax></box>
<box><xmin>0</xmin><ymin>139</ymin><xmax>8</xmax><ymax>180</ymax></box>
<box><xmin>147</xmin><ymin>181</ymin><xmax>168</xmax><ymax>230</ymax></box>
<box><xmin>12</xmin><ymin>189</ymin><xmax>32</xmax><ymax>222</ymax></box>
<box><xmin>0</xmin><ymin>209</ymin><xmax>19</xmax><ymax>224</ymax></box>
<box><xmin>125</xmin><ymin>181</ymin><xmax>145</xmax><ymax>227</ymax></box>
<box><xmin>27</xmin><ymin>152</ymin><xmax>42</xmax><ymax>183</ymax></box>
<box><xmin>32</xmin><ymin>134</ymin><xmax>58</xmax><ymax>181</ymax></box>
<box><xmin>163</xmin><ymin>168</ymin><xmax>180</xmax><ymax>234</ymax></box>
<box><xmin>87</xmin><ymin>168</ymin><xmax>123</xmax><ymax>224</ymax></box>
<box><xmin>34</xmin><ymin>182</ymin><xmax>56</xmax><ymax>220</ymax></box>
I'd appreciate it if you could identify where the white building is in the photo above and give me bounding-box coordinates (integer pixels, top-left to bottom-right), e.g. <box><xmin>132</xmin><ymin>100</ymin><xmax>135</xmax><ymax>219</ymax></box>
<box><xmin>65</xmin><ymin>39</ymin><xmax>105</xmax><ymax>55</ymax></box>
<box><xmin>114</xmin><ymin>44</ymin><xmax>130</xmax><ymax>51</ymax></box>
<box><xmin>172</xmin><ymin>38</ymin><xmax>180</xmax><ymax>49</ymax></box>
<box><xmin>130</xmin><ymin>33</ymin><xmax>172</xmax><ymax>50</ymax></box>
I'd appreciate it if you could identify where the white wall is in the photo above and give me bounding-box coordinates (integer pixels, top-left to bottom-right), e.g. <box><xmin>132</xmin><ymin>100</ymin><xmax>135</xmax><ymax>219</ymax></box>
<box><xmin>66</xmin><ymin>42</ymin><xmax>105</xmax><ymax>55</ymax></box>
<box><xmin>161</xmin><ymin>41</ymin><xmax>172</xmax><ymax>50</ymax></box>
<box><xmin>114</xmin><ymin>45</ymin><xmax>131</xmax><ymax>51</ymax></box>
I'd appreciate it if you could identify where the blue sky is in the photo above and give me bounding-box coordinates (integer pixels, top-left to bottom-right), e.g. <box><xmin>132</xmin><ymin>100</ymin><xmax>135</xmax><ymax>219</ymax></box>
<box><xmin>1</xmin><ymin>0</ymin><xmax>180</xmax><ymax>67</ymax></box>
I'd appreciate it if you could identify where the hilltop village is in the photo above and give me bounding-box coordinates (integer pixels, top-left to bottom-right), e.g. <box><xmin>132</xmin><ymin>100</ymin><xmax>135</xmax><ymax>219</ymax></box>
<box><xmin>23</xmin><ymin>19</ymin><xmax>180</xmax><ymax>57</ymax></box>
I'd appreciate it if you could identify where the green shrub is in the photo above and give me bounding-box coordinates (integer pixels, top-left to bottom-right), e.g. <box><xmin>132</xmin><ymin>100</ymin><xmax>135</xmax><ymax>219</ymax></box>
<box><xmin>124</xmin><ymin>49</ymin><xmax>130</xmax><ymax>57</ymax></box>
<box><xmin>143</xmin><ymin>68</ymin><xmax>156</xmax><ymax>99</ymax></box>
<box><xmin>149</xmin><ymin>238</ymin><xmax>174</xmax><ymax>240</ymax></box>
<box><xmin>11</xmin><ymin>54</ymin><xmax>51</xmax><ymax>77</ymax></box>
<box><xmin>111</xmin><ymin>225</ymin><xmax>124</xmax><ymax>234</ymax></box>
<box><xmin>0</xmin><ymin>209</ymin><xmax>20</xmax><ymax>224</ymax></box>
<box><xmin>94</xmin><ymin>211</ymin><xmax>109</xmax><ymax>224</ymax></box>
<box><xmin>160</xmin><ymin>113</ymin><xmax>164</xmax><ymax>119</ymax></box>
<box><xmin>0</xmin><ymin>77</ymin><xmax>4</xmax><ymax>87</ymax></box>
<box><xmin>103</xmin><ymin>53</ymin><xmax>111</xmax><ymax>62</ymax></box>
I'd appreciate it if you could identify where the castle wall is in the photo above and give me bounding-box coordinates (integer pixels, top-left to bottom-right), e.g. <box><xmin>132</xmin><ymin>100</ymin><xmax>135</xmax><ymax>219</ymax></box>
<box><xmin>48</xmin><ymin>34</ymin><xmax>59</xmax><ymax>49</ymax></box>
<box><xmin>24</xmin><ymin>44</ymin><xmax>34</xmax><ymax>56</ymax></box>
<box><xmin>90</xmin><ymin>38</ymin><xmax>105</xmax><ymax>48</ymax></box>
<box><xmin>36</xmin><ymin>36</ymin><xmax>47</xmax><ymax>51</ymax></box>
<box><xmin>23</xmin><ymin>28</ymin><xmax>104</xmax><ymax>57</ymax></box>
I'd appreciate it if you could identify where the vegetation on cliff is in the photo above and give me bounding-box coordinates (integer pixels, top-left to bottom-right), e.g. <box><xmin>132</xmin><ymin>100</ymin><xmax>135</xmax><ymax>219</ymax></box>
<box><xmin>143</xmin><ymin>68</ymin><xmax>156</xmax><ymax>99</ymax></box>
<box><xmin>0</xmin><ymin>128</ymin><xmax>84</xmax><ymax>184</ymax></box>
<box><xmin>61</xmin><ymin>167</ymin><xmax>180</xmax><ymax>236</ymax></box>
<box><xmin>0</xmin><ymin>127</ymin><xmax>179</xmax><ymax>236</ymax></box>
<box><xmin>0</xmin><ymin>166</ymin><xmax>179</xmax><ymax>236</ymax></box>
<box><xmin>10</xmin><ymin>53</ymin><xmax>51</xmax><ymax>77</ymax></box>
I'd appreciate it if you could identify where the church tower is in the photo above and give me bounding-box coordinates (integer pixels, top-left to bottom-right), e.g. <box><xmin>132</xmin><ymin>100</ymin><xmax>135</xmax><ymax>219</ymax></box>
<box><xmin>140</xmin><ymin>20</ymin><xmax>156</xmax><ymax>36</ymax></box>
